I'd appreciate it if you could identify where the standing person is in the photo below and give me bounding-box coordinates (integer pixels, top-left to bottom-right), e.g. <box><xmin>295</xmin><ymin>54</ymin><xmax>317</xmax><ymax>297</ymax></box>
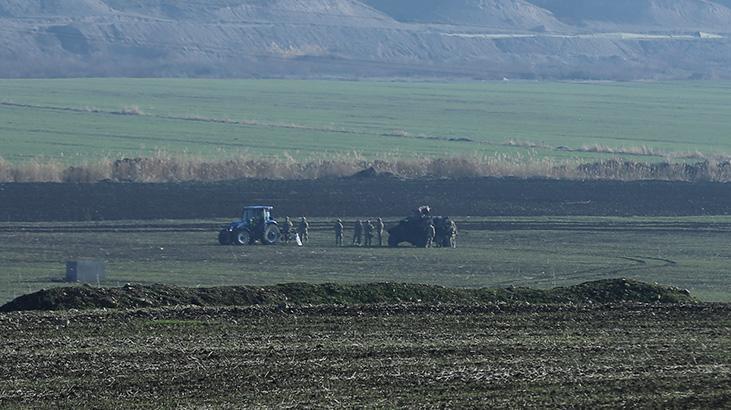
<box><xmin>298</xmin><ymin>217</ymin><xmax>309</xmax><ymax>243</ymax></box>
<box><xmin>364</xmin><ymin>220</ymin><xmax>374</xmax><ymax>247</ymax></box>
<box><xmin>425</xmin><ymin>221</ymin><xmax>435</xmax><ymax>248</ymax></box>
<box><xmin>375</xmin><ymin>217</ymin><xmax>385</xmax><ymax>247</ymax></box>
<box><xmin>282</xmin><ymin>216</ymin><xmax>293</xmax><ymax>244</ymax></box>
<box><xmin>449</xmin><ymin>219</ymin><xmax>458</xmax><ymax>248</ymax></box>
<box><xmin>334</xmin><ymin>219</ymin><xmax>344</xmax><ymax>247</ymax></box>
<box><xmin>352</xmin><ymin>220</ymin><xmax>363</xmax><ymax>246</ymax></box>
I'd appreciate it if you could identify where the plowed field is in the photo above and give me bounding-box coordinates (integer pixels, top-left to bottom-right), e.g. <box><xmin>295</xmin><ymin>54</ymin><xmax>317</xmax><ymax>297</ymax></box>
<box><xmin>1</xmin><ymin>303</ymin><xmax>729</xmax><ymax>408</ymax></box>
<box><xmin>2</xmin><ymin>177</ymin><xmax>731</xmax><ymax>221</ymax></box>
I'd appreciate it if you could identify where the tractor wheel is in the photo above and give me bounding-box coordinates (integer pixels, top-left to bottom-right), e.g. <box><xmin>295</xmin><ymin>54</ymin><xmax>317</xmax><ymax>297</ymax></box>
<box><xmin>218</xmin><ymin>229</ymin><xmax>232</xmax><ymax>245</ymax></box>
<box><xmin>388</xmin><ymin>235</ymin><xmax>400</xmax><ymax>248</ymax></box>
<box><xmin>233</xmin><ymin>229</ymin><xmax>252</xmax><ymax>246</ymax></box>
<box><xmin>263</xmin><ymin>225</ymin><xmax>281</xmax><ymax>245</ymax></box>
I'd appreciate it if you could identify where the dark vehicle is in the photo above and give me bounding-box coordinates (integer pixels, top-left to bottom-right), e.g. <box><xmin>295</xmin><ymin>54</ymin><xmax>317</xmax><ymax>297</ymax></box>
<box><xmin>387</xmin><ymin>207</ymin><xmax>454</xmax><ymax>248</ymax></box>
<box><xmin>218</xmin><ymin>206</ymin><xmax>281</xmax><ymax>246</ymax></box>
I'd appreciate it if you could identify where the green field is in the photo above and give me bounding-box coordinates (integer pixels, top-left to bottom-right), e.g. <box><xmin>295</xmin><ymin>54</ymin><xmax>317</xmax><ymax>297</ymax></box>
<box><xmin>2</xmin><ymin>216</ymin><xmax>730</xmax><ymax>305</ymax></box>
<box><xmin>2</xmin><ymin>79</ymin><xmax>731</xmax><ymax>162</ymax></box>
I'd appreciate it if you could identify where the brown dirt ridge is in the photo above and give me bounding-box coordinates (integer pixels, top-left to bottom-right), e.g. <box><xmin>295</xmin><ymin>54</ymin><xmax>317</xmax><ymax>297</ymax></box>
<box><xmin>0</xmin><ymin>279</ymin><xmax>695</xmax><ymax>312</ymax></box>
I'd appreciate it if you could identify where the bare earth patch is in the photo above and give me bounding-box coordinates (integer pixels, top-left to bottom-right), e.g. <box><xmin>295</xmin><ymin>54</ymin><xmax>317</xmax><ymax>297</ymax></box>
<box><xmin>0</xmin><ymin>300</ymin><xmax>728</xmax><ymax>407</ymax></box>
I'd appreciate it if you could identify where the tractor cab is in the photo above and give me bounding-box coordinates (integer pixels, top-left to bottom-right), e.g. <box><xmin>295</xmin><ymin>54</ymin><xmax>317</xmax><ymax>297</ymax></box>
<box><xmin>242</xmin><ymin>206</ymin><xmax>273</xmax><ymax>226</ymax></box>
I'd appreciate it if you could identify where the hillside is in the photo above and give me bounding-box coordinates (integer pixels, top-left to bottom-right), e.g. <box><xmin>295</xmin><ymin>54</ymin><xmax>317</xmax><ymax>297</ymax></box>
<box><xmin>0</xmin><ymin>0</ymin><xmax>114</xmax><ymax>17</ymax></box>
<box><xmin>0</xmin><ymin>0</ymin><xmax>730</xmax><ymax>79</ymax></box>
<box><xmin>529</xmin><ymin>0</ymin><xmax>731</xmax><ymax>31</ymax></box>
<box><xmin>363</xmin><ymin>0</ymin><xmax>566</xmax><ymax>31</ymax></box>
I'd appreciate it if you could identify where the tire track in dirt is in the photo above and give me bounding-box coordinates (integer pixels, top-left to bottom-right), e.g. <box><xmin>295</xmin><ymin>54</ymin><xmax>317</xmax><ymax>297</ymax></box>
<box><xmin>491</xmin><ymin>254</ymin><xmax>679</xmax><ymax>288</ymax></box>
<box><xmin>555</xmin><ymin>255</ymin><xmax>678</xmax><ymax>285</ymax></box>
<box><xmin>11</xmin><ymin>100</ymin><xmax>648</xmax><ymax>152</ymax></box>
<box><xmin>0</xmin><ymin>224</ymin><xmax>215</xmax><ymax>234</ymax></box>
<box><xmin>0</xmin><ymin>101</ymin><xmax>478</xmax><ymax>146</ymax></box>
<box><xmin>564</xmin><ymin>255</ymin><xmax>678</xmax><ymax>280</ymax></box>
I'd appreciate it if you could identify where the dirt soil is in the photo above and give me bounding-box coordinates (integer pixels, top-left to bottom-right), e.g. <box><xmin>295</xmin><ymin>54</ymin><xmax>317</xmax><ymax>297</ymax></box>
<box><xmin>1</xmin><ymin>301</ymin><xmax>728</xmax><ymax>408</ymax></box>
<box><xmin>2</xmin><ymin>177</ymin><xmax>731</xmax><ymax>221</ymax></box>
<box><xmin>1</xmin><ymin>279</ymin><xmax>695</xmax><ymax>312</ymax></box>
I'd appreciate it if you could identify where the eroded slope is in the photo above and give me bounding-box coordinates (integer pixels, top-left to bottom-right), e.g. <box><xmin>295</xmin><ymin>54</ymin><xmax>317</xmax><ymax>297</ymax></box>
<box><xmin>1</xmin><ymin>0</ymin><xmax>731</xmax><ymax>79</ymax></box>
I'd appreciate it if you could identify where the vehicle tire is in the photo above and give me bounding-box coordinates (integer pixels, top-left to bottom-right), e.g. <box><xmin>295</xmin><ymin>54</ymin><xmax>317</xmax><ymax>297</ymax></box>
<box><xmin>218</xmin><ymin>229</ymin><xmax>232</xmax><ymax>245</ymax></box>
<box><xmin>388</xmin><ymin>235</ymin><xmax>399</xmax><ymax>248</ymax></box>
<box><xmin>263</xmin><ymin>225</ymin><xmax>281</xmax><ymax>245</ymax></box>
<box><xmin>233</xmin><ymin>229</ymin><xmax>252</xmax><ymax>246</ymax></box>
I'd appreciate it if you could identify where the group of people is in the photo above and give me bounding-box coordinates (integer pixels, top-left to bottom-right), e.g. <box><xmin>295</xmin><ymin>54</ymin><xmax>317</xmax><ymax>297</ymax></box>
<box><xmin>278</xmin><ymin>216</ymin><xmax>386</xmax><ymax>247</ymax></box>
<box><xmin>280</xmin><ymin>216</ymin><xmax>309</xmax><ymax>244</ymax></box>
<box><xmin>277</xmin><ymin>214</ymin><xmax>456</xmax><ymax>248</ymax></box>
<box><xmin>412</xmin><ymin>206</ymin><xmax>458</xmax><ymax>248</ymax></box>
<box><xmin>427</xmin><ymin>217</ymin><xmax>458</xmax><ymax>248</ymax></box>
<box><xmin>338</xmin><ymin>218</ymin><xmax>385</xmax><ymax>247</ymax></box>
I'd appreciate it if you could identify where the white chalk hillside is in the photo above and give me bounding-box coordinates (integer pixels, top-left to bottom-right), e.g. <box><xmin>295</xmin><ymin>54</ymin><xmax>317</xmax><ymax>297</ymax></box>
<box><xmin>363</xmin><ymin>0</ymin><xmax>567</xmax><ymax>31</ymax></box>
<box><xmin>0</xmin><ymin>0</ymin><xmax>114</xmax><ymax>17</ymax></box>
<box><xmin>0</xmin><ymin>0</ymin><xmax>394</xmax><ymax>23</ymax></box>
<box><xmin>529</xmin><ymin>0</ymin><xmax>731</xmax><ymax>32</ymax></box>
<box><xmin>1</xmin><ymin>0</ymin><xmax>731</xmax><ymax>79</ymax></box>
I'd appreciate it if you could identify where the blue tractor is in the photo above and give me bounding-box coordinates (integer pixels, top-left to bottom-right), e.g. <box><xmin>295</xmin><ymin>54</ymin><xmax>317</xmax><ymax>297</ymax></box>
<box><xmin>218</xmin><ymin>206</ymin><xmax>281</xmax><ymax>246</ymax></box>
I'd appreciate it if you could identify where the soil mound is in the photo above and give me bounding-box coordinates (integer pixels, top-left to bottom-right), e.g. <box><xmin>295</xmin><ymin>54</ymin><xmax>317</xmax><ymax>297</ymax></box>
<box><xmin>349</xmin><ymin>167</ymin><xmax>396</xmax><ymax>179</ymax></box>
<box><xmin>0</xmin><ymin>279</ymin><xmax>694</xmax><ymax>312</ymax></box>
